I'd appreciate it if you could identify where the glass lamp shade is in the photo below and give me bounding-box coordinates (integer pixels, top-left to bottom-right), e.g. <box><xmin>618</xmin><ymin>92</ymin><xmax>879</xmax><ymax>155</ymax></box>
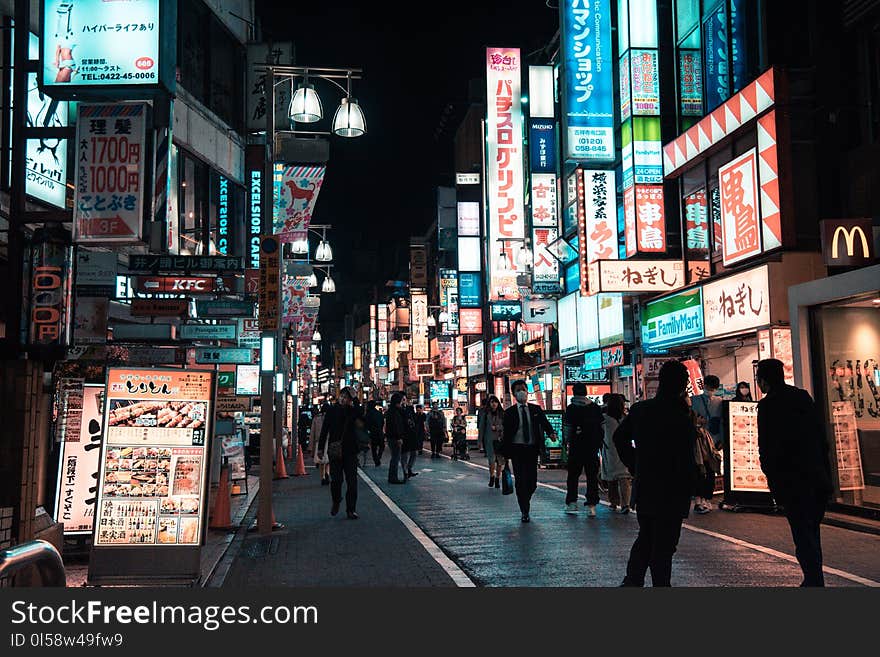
<box><xmin>426</xmin><ymin>315</ymin><xmax>437</xmax><ymax>328</ymax></box>
<box><xmin>291</xmin><ymin>238</ymin><xmax>309</xmax><ymax>255</ymax></box>
<box><xmin>333</xmin><ymin>97</ymin><xmax>366</xmax><ymax>137</ymax></box>
<box><xmin>438</xmin><ymin>310</ymin><xmax>450</xmax><ymax>323</ymax></box>
<box><xmin>307</xmin><ymin>272</ymin><xmax>318</xmax><ymax>288</ymax></box>
<box><xmin>312</xmin><ymin>329</ymin><xmax>322</xmax><ymax>341</ymax></box>
<box><xmin>289</xmin><ymin>83</ymin><xmax>323</xmax><ymax>123</ymax></box>
<box><xmin>398</xmin><ymin>339</ymin><xmax>409</xmax><ymax>351</ymax></box>
<box><xmin>315</xmin><ymin>240</ymin><xmax>333</xmax><ymax>262</ymax></box>
<box><xmin>322</xmin><ymin>275</ymin><xmax>336</xmax><ymax>293</ymax></box>
<box><xmin>516</xmin><ymin>246</ymin><xmax>532</xmax><ymax>268</ymax></box>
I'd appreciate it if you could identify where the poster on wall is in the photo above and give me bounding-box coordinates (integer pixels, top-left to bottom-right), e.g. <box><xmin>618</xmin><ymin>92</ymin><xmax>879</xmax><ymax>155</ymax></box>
<box><xmin>91</xmin><ymin>367</ymin><xmax>214</xmax><ymax>579</ymax></box>
<box><xmin>831</xmin><ymin>402</ymin><xmax>865</xmax><ymax>491</ymax></box>
<box><xmin>54</xmin><ymin>384</ymin><xmax>104</xmax><ymax>535</ymax></box>
<box><xmin>728</xmin><ymin>401</ymin><xmax>769</xmax><ymax>493</ymax></box>
<box><xmin>73</xmin><ymin>103</ymin><xmax>147</xmax><ymax>244</ymax></box>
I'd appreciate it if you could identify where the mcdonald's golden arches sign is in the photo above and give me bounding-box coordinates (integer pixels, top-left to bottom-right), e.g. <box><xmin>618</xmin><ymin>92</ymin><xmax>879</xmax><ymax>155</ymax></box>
<box><xmin>820</xmin><ymin>219</ymin><xmax>875</xmax><ymax>267</ymax></box>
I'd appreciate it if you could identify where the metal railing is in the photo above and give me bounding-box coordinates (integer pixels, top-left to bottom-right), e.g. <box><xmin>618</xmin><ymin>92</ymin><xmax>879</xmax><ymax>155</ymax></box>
<box><xmin>0</xmin><ymin>540</ymin><xmax>66</xmax><ymax>587</ymax></box>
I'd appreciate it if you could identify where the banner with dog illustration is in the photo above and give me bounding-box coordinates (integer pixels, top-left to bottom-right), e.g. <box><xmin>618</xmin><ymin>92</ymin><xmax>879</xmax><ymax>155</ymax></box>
<box><xmin>273</xmin><ymin>164</ymin><xmax>326</xmax><ymax>244</ymax></box>
<box><xmin>282</xmin><ymin>275</ymin><xmax>310</xmax><ymax>323</ymax></box>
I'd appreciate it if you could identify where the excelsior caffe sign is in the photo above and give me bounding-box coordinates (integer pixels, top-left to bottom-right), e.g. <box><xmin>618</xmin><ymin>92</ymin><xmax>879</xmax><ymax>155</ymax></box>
<box><xmin>820</xmin><ymin>219</ymin><xmax>875</xmax><ymax>267</ymax></box>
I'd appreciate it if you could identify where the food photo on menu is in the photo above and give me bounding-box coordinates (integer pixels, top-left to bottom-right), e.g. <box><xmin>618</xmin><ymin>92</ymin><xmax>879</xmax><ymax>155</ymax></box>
<box><xmin>107</xmin><ymin>400</ymin><xmax>207</xmax><ymax>429</ymax></box>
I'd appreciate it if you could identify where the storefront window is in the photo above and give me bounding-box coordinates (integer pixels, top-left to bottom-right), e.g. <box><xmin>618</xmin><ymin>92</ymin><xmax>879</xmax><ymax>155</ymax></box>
<box><xmin>813</xmin><ymin>295</ymin><xmax>880</xmax><ymax>510</ymax></box>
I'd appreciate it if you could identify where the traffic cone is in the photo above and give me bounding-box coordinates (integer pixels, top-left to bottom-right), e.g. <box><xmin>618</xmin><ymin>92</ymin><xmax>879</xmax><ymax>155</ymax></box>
<box><xmin>209</xmin><ymin>464</ymin><xmax>233</xmax><ymax>530</ymax></box>
<box><xmin>293</xmin><ymin>443</ymin><xmax>308</xmax><ymax>476</ymax></box>
<box><xmin>287</xmin><ymin>439</ymin><xmax>294</xmax><ymax>460</ymax></box>
<box><xmin>274</xmin><ymin>442</ymin><xmax>289</xmax><ymax>479</ymax></box>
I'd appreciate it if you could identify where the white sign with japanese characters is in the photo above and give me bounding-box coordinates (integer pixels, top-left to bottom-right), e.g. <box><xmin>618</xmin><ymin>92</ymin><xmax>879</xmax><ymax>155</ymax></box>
<box><xmin>588</xmin><ymin>259</ymin><xmax>685</xmax><ymax>294</ymax></box>
<box><xmin>73</xmin><ymin>103</ymin><xmax>147</xmax><ymax>244</ymax></box>
<box><xmin>702</xmin><ymin>265</ymin><xmax>770</xmax><ymax>338</ymax></box>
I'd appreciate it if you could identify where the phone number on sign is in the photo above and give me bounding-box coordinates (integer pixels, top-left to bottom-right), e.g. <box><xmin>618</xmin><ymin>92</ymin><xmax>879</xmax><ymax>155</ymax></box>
<box><xmin>10</xmin><ymin>633</ymin><xmax>123</xmax><ymax>648</ymax></box>
<box><xmin>80</xmin><ymin>72</ymin><xmax>156</xmax><ymax>81</ymax></box>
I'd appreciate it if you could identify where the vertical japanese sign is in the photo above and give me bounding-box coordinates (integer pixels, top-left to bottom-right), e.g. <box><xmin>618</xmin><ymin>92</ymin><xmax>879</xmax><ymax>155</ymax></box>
<box><xmin>410</xmin><ymin>245</ymin><xmax>428</xmax><ymax>287</ymax></box>
<box><xmin>684</xmin><ymin>190</ymin><xmax>709</xmax><ymax>252</ymax></box>
<box><xmin>28</xmin><ymin>227</ymin><xmax>73</xmax><ymax>347</ymax></box>
<box><xmin>583</xmin><ymin>170</ymin><xmax>618</xmax><ymax>264</ymax></box>
<box><xmin>258</xmin><ymin>235</ymin><xmax>280</xmax><ymax>331</ymax></box>
<box><xmin>633</xmin><ymin>185</ymin><xmax>666</xmax><ymax>253</ymax></box>
<box><xmin>55</xmin><ymin>384</ymin><xmax>103</xmax><ymax>535</ymax></box>
<box><xmin>93</xmin><ymin>368</ymin><xmax>214</xmax><ymax>549</ymax></box>
<box><xmin>532</xmin><ymin>226</ymin><xmax>561</xmax><ymax>294</ymax></box>
<box><xmin>623</xmin><ymin>185</ymin><xmax>637</xmax><ymax>258</ymax></box>
<box><xmin>560</xmin><ymin>0</ymin><xmax>615</xmax><ymax>161</ymax></box>
<box><xmin>629</xmin><ymin>50</ymin><xmax>660</xmax><ymax>114</ymax></box>
<box><xmin>246</xmin><ymin>42</ymin><xmax>294</xmax><ymax>132</ymax></box>
<box><xmin>719</xmin><ymin>149</ymin><xmax>761</xmax><ymax>266</ymax></box>
<box><xmin>486</xmin><ymin>47</ymin><xmax>525</xmax><ymax>300</ymax></box>
<box><xmin>679</xmin><ymin>50</ymin><xmax>703</xmax><ymax>116</ymax></box>
<box><xmin>273</xmin><ymin>164</ymin><xmax>326</xmax><ymax>244</ymax></box>
<box><xmin>73</xmin><ymin>103</ymin><xmax>147</xmax><ymax>244</ymax></box>
<box><xmin>41</xmin><ymin>0</ymin><xmax>163</xmax><ymax>90</ymax></box>
<box><xmin>530</xmin><ymin>174</ymin><xmax>558</xmax><ymax>227</ymax></box>
<box><xmin>528</xmin><ymin>120</ymin><xmax>557</xmax><ymax>173</ymax></box>
<box><xmin>411</xmin><ymin>292</ymin><xmax>429</xmax><ymax>360</ymax></box>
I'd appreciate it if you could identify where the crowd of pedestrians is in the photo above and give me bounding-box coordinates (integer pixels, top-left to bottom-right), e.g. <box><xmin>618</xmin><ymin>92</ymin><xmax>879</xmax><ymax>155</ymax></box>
<box><xmin>296</xmin><ymin>357</ymin><xmax>831</xmax><ymax>587</ymax></box>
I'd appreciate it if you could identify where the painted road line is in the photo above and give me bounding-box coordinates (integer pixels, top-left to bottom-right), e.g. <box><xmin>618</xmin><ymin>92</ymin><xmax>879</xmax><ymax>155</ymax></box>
<box><xmin>435</xmin><ymin>451</ymin><xmax>880</xmax><ymax>587</ymax></box>
<box><xmin>358</xmin><ymin>470</ymin><xmax>477</xmax><ymax>588</ymax></box>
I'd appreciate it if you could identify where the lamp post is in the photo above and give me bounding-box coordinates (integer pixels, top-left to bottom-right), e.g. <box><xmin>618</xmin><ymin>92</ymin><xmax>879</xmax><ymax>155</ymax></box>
<box><xmin>256</xmin><ymin>61</ymin><xmax>365</xmax><ymax>535</ymax></box>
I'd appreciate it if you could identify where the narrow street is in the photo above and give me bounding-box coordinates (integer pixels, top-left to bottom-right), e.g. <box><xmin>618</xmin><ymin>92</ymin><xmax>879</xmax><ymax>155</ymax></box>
<box><xmin>217</xmin><ymin>451</ymin><xmax>880</xmax><ymax>587</ymax></box>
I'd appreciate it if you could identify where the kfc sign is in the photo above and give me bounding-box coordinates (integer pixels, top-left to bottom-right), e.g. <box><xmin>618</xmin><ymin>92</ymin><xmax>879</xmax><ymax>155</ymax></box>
<box><xmin>135</xmin><ymin>277</ymin><xmax>232</xmax><ymax>294</ymax></box>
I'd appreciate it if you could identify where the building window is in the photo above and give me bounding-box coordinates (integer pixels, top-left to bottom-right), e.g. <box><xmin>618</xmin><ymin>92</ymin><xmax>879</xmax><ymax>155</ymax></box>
<box><xmin>177</xmin><ymin>0</ymin><xmax>244</xmax><ymax>132</ymax></box>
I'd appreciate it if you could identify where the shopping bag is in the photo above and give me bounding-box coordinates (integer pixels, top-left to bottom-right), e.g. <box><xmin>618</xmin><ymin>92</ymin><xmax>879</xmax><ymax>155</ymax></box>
<box><xmin>501</xmin><ymin>465</ymin><xmax>514</xmax><ymax>495</ymax></box>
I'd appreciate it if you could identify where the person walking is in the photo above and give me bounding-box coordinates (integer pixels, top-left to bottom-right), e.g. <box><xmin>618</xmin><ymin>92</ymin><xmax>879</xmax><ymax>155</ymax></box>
<box><xmin>756</xmin><ymin>358</ymin><xmax>832</xmax><ymax>586</ymax></box>
<box><xmin>365</xmin><ymin>400</ymin><xmax>385</xmax><ymax>467</ymax></box>
<box><xmin>401</xmin><ymin>399</ymin><xmax>421</xmax><ymax>480</ymax></box>
<box><xmin>563</xmin><ymin>382</ymin><xmax>605</xmax><ymax>517</ymax></box>
<box><xmin>427</xmin><ymin>403</ymin><xmax>448</xmax><ymax>458</ymax></box>
<box><xmin>601</xmin><ymin>394</ymin><xmax>632</xmax><ymax>514</ymax></box>
<box><xmin>478</xmin><ymin>395</ymin><xmax>505</xmax><ymax>488</ymax></box>
<box><xmin>501</xmin><ymin>380</ymin><xmax>558</xmax><ymax>523</ymax></box>
<box><xmin>450</xmin><ymin>406</ymin><xmax>468</xmax><ymax>460</ymax></box>
<box><xmin>385</xmin><ymin>392</ymin><xmax>407</xmax><ymax>484</ymax></box>
<box><xmin>613</xmin><ymin>361</ymin><xmax>698</xmax><ymax>586</ymax></box>
<box><xmin>691</xmin><ymin>374</ymin><xmax>724</xmax><ymax>448</ymax></box>
<box><xmin>689</xmin><ymin>397</ymin><xmax>721</xmax><ymax>514</ymax></box>
<box><xmin>414</xmin><ymin>404</ymin><xmax>428</xmax><ymax>454</ymax></box>
<box><xmin>310</xmin><ymin>403</ymin><xmax>330</xmax><ymax>485</ymax></box>
<box><xmin>317</xmin><ymin>387</ymin><xmax>363</xmax><ymax>519</ymax></box>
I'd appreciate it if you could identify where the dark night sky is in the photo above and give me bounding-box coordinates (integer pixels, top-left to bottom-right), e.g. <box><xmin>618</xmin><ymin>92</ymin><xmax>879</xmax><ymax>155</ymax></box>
<box><xmin>255</xmin><ymin>1</ymin><xmax>558</xmax><ymax>354</ymax></box>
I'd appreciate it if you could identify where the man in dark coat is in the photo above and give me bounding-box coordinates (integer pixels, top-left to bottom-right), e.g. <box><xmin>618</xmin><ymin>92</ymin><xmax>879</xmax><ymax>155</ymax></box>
<box><xmin>756</xmin><ymin>358</ymin><xmax>832</xmax><ymax>586</ymax></box>
<box><xmin>501</xmin><ymin>380</ymin><xmax>557</xmax><ymax>523</ymax></box>
<box><xmin>564</xmin><ymin>382</ymin><xmax>605</xmax><ymax>516</ymax></box>
<box><xmin>614</xmin><ymin>360</ymin><xmax>698</xmax><ymax>586</ymax></box>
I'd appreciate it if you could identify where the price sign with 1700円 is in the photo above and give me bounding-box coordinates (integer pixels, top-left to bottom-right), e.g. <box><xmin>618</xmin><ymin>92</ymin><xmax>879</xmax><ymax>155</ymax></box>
<box><xmin>73</xmin><ymin>103</ymin><xmax>147</xmax><ymax>245</ymax></box>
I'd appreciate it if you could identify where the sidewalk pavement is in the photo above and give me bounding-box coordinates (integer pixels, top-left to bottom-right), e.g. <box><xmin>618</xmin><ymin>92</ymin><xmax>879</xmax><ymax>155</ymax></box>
<box><xmin>215</xmin><ymin>463</ymin><xmax>457</xmax><ymax>587</ymax></box>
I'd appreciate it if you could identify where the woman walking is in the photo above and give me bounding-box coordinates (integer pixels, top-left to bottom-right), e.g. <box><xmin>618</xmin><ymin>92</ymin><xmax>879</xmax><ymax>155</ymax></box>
<box><xmin>310</xmin><ymin>403</ymin><xmax>330</xmax><ymax>485</ymax></box>
<box><xmin>385</xmin><ymin>392</ymin><xmax>407</xmax><ymax>484</ymax></box>
<box><xmin>601</xmin><ymin>394</ymin><xmax>632</xmax><ymax>513</ymax></box>
<box><xmin>689</xmin><ymin>397</ymin><xmax>721</xmax><ymax>514</ymax></box>
<box><xmin>317</xmin><ymin>387</ymin><xmax>364</xmax><ymax>519</ymax></box>
<box><xmin>478</xmin><ymin>395</ymin><xmax>505</xmax><ymax>488</ymax></box>
<box><xmin>451</xmin><ymin>406</ymin><xmax>468</xmax><ymax>460</ymax></box>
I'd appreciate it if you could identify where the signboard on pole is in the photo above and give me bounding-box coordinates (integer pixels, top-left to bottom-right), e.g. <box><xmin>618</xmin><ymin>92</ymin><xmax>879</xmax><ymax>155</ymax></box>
<box><xmin>73</xmin><ymin>103</ymin><xmax>148</xmax><ymax>244</ymax></box>
<box><xmin>245</xmin><ymin>42</ymin><xmax>294</xmax><ymax>132</ymax></box>
<box><xmin>179</xmin><ymin>323</ymin><xmax>237</xmax><ymax>341</ymax></box>
<box><xmin>194</xmin><ymin>348</ymin><xmax>254</xmax><ymax>365</ymax></box>
<box><xmin>54</xmin><ymin>383</ymin><xmax>103</xmax><ymax>535</ymax></box>
<box><xmin>258</xmin><ymin>235</ymin><xmax>280</xmax><ymax>330</ymax></box>
<box><xmin>88</xmin><ymin>368</ymin><xmax>214</xmax><ymax>584</ymax></box>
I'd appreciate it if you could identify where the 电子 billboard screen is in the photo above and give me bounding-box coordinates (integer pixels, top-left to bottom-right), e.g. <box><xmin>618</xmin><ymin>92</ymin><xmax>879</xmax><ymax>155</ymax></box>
<box><xmin>458</xmin><ymin>272</ymin><xmax>482</xmax><ymax>308</ymax></box>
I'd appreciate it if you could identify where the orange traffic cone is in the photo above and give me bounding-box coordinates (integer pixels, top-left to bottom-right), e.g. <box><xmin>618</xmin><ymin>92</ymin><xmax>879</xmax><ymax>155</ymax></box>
<box><xmin>210</xmin><ymin>464</ymin><xmax>233</xmax><ymax>530</ymax></box>
<box><xmin>293</xmin><ymin>443</ymin><xmax>308</xmax><ymax>476</ymax></box>
<box><xmin>274</xmin><ymin>442</ymin><xmax>289</xmax><ymax>479</ymax></box>
<box><xmin>287</xmin><ymin>439</ymin><xmax>294</xmax><ymax>460</ymax></box>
